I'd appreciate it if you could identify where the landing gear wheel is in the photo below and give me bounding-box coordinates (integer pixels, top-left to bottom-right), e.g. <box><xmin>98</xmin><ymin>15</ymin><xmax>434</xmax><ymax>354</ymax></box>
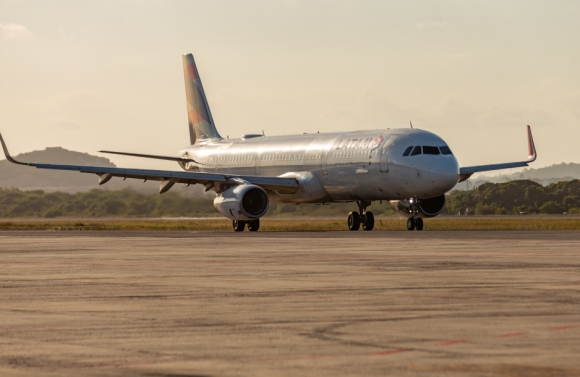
<box><xmin>362</xmin><ymin>211</ymin><xmax>374</xmax><ymax>231</ymax></box>
<box><xmin>232</xmin><ymin>219</ymin><xmax>246</xmax><ymax>232</ymax></box>
<box><xmin>415</xmin><ymin>218</ymin><xmax>424</xmax><ymax>231</ymax></box>
<box><xmin>406</xmin><ymin>218</ymin><xmax>416</xmax><ymax>231</ymax></box>
<box><xmin>247</xmin><ymin>219</ymin><xmax>260</xmax><ymax>232</ymax></box>
<box><xmin>348</xmin><ymin>212</ymin><xmax>361</xmax><ymax>231</ymax></box>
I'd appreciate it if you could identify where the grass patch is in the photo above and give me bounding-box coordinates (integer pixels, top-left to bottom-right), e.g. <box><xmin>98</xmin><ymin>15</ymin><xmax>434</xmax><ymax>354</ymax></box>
<box><xmin>0</xmin><ymin>218</ymin><xmax>580</xmax><ymax>231</ymax></box>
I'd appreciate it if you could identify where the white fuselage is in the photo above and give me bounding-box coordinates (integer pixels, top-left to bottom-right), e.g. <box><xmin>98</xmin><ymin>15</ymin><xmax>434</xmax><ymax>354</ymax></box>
<box><xmin>178</xmin><ymin>128</ymin><xmax>459</xmax><ymax>203</ymax></box>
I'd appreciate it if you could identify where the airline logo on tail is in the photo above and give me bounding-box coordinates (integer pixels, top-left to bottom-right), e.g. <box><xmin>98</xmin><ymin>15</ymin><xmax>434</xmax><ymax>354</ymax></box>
<box><xmin>182</xmin><ymin>54</ymin><xmax>222</xmax><ymax>144</ymax></box>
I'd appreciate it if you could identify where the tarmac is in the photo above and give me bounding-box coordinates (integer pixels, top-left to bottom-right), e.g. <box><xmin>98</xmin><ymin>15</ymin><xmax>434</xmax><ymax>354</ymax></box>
<box><xmin>0</xmin><ymin>230</ymin><xmax>579</xmax><ymax>377</ymax></box>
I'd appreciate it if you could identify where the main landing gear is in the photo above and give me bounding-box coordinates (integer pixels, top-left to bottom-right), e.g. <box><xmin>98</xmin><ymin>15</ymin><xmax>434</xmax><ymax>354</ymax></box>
<box><xmin>232</xmin><ymin>219</ymin><xmax>260</xmax><ymax>232</ymax></box>
<box><xmin>347</xmin><ymin>200</ymin><xmax>374</xmax><ymax>231</ymax></box>
<box><xmin>406</xmin><ymin>199</ymin><xmax>424</xmax><ymax>231</ymax></box>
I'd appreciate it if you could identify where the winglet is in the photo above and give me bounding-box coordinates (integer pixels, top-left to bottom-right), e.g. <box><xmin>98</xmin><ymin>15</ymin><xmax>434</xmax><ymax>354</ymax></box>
<box><xmin>0</xmin><ymin>133</ymin><xmax>36</xmax><ymax>166</ymax></box>
<box><xmin>526</xmin><ymin>125</ymin><xmax>537</xmax><ymax>162</ymax></box>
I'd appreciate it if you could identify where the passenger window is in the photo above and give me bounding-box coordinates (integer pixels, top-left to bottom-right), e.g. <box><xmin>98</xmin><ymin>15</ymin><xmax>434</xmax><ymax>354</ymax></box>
<box><xmin>440</xmin><ymin>146</ymin><xmax>453</xmax><ymax>155</ymax></box>
<box><xmin>423</xmin><ymin>146</ymin><xmax>440</xmax><ymax>155</ymax></box>
<box><xmin>410</xmin><ymin>146</ymin><xmax>422</xmax><ymax>156</ymax></box>
<box><xmin>403</xmin><ymin>146</ymin><xmax>413</xmax><ymax>156</ymax></box>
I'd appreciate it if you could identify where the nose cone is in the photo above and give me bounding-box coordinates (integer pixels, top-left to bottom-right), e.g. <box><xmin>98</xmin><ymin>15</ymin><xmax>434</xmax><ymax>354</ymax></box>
<box><xmin>430</xmin><ymin>157</ymin><xmax>459</xmax><ymax>193</ymax></box>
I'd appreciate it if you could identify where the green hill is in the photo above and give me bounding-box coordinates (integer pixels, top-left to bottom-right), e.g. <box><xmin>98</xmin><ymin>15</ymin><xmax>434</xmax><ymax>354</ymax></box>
<box><xmin>0</xmin><ymin>147</ymin><xmax>117</xmax><ymax>192</ymax></box>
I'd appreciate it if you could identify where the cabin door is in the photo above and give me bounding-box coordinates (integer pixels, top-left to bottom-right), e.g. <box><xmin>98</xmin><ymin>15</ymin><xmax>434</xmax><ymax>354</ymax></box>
<box><xmin>379</xmin><ymin>136</ymin><xmax>397</xmax><ymax>173</ymax></box>
<box><xmin>321</xmin><ymin>151</ymin><xmax>329</xmax><ymax>175</ymax></box>
<box><xmin>321</xmin><ymin>135</ymin><xmax>341</xmax><ymax>175</ymax></box>
<box><xmin>254</xmin><ymin>154</ymin><xmax>261</xmax><ymax>175</ymax></box>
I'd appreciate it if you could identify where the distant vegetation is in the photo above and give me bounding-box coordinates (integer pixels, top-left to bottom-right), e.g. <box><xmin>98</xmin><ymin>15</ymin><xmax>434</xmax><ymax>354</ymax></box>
<box><xmin>1</xmin><ymin>179</ymin><xmax>580</xmax><ymax>218</ymax></box>
<box><xmin>0</xmin><ymin>188</ymin><xmax>216</xmax><ymax>218</ymax></box>
<box><xmin>0</xmin><ymin>187</ymin><xmax>395</xmax><ymax>218</ymax></box>
<box><xmin>445</xmin><ymin>179</ymin><xmax>580</xmax><ymax>215</ymax></box>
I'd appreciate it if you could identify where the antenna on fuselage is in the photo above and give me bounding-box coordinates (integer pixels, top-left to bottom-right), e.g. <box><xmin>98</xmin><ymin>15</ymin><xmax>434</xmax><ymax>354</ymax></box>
<box><xmin>262</xmin><ymin>130</ymin><xmax>265</xmax><ymax>136</ymax></box>
<box><xmin>410</xmin><ymin>121</ymin><xmax>414</xmax><ymax>129</ymax></box>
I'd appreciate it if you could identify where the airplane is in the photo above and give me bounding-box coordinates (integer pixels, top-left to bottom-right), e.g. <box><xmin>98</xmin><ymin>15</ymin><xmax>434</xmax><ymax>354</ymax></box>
<box><xmin>0</xmin><ymin>53</ymin><xmax>537</xmax><ymax>232</ymax></box>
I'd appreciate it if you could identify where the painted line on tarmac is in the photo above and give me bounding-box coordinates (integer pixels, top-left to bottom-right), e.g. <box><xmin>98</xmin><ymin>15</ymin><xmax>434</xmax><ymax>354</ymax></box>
<box><xmin>244</xmin><ymin>324</ymin><xmax>578</xmax><ymax>363</ymax></box>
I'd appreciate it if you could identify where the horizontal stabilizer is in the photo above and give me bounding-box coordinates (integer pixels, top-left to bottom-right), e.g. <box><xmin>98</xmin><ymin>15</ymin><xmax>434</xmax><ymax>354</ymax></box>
<box><xmin>99</xmin><ymin>150</ymin><xmax>200</xmax><ymax>164</ymax></box>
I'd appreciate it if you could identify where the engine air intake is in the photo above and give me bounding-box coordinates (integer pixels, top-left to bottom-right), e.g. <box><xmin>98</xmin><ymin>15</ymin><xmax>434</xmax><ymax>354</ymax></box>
<box><xmin>242</xmin><ymin>188</ymin><xmax>269</xmax><ymax>217</ymax></box>
<box><xmin>390</xmin><ymin>195</ymin><xmax>446</xmax><ymax>218</ymax></box>
<box><xmin>420</xmin><ymin>195</ymin><xmax>446</xmax><ymax>216</ymax></box>
<box><xmin>213</xmin><ymin>184</ymin><xmax>270</xmax><ymax>220</ymax></box>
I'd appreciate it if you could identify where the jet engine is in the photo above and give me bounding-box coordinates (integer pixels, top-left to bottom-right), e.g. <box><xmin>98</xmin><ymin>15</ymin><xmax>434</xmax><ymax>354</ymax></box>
<box><xmin>213</xmin><ymin>184</ymin><xmax>269</xmax><ymax>220</ymax></box>
<box><xmin>390</xmin><ymin>195</ymin><xmax>446</xmax><ymax>218</ymax></box>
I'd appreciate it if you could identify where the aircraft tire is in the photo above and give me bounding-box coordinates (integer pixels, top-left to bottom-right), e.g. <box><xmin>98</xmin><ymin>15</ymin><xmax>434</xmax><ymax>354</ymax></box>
<box><xmin>233</xmin><ymin>219</ymin><xmax>246</xmax><ymax>232</ymax></box>
<box><xmin>348</xmin><ymin>212</ymin><xmax>361</xmax><ymax>231</ymax></box>
<box><xmin>362</xmin><ymin>211</ymin><xmax>374</xmax><ymax>231</ymax></box>
<box><xmin>247</xmin><ymin>219</ymin><xmax>260</xmax><ymax>232</ymax></box>
<box><xmin>406</xmin><ymin>218</ymin><xmax>415</xmax><ymax>231</ymax></box>
<box><xmin>415</xmin><ymin>218</ymin><xmax>424</xmax><ymax>231</ymax></box>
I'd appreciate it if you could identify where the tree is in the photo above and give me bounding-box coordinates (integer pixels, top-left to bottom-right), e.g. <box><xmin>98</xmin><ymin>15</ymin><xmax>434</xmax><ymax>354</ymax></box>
<box><xmin>538</xmin><ymin>201</ymin><xmax>565</xmax><ymax>214</ymax></box>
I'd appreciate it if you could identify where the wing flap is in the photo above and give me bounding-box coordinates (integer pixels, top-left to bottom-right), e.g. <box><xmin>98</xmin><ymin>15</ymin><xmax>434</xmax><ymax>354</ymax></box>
<box><xmin>35</xmin><ymin>163</ymin><xmax>298</xmax><ymax>193</ymax></box>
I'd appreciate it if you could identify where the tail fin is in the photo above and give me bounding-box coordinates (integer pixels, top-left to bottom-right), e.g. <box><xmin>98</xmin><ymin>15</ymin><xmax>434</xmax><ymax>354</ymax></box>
<box><xmin>182</xmin><ymin>54</ymin><xmax>222</xmax><ymax>144</ymax></box>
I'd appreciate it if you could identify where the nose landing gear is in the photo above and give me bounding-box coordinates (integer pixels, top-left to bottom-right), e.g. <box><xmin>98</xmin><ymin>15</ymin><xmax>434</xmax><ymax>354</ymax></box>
<box><xmin>406</xmin><ymin>217</ymin><xmax>423</xmax><ymax>230</ymax></box>
<box><xmin>406</xmin><ymin>199</ymin><xmax>424</xmax><ymax>231</ymax></box>
<box><xmin>415</xmin><ymin>218</ymin><xmax>424</xmax><ymax>230</ymax></box>
<box><xmin>347</xmin><ymin>200</ymin><xmax>374</xmax><ymax>231</ymax></box>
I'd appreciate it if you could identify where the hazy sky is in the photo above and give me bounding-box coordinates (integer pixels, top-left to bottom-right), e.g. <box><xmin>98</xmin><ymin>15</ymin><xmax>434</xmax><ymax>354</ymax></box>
<box><xmin>1</xmin><ymin>0</ymin><xmax>579</xmax><ymax>172</ymax></box>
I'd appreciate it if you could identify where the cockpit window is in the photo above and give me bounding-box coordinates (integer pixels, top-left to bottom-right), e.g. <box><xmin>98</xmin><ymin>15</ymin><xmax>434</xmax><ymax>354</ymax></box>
<box><xmin>440</xmin><ymin>146</ymin><xmax>453</xmax><ymax>155</ymax></box>
<box><xmin>403</xmin><ymin>146</ymin><xmax>413</xmax><ymax>156</ymax></box>
<box><xmin>410</xmin><ymin>146</ymin><xmax>422</xmax><ymax>156</ymax></box>
<box><xmin>423</xmin><ymin>146</ymin><xmax>440</xmax><ymax>155</ymax></box>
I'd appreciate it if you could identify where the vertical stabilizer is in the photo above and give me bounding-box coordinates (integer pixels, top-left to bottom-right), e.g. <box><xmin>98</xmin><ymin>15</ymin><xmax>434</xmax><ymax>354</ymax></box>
<box><xmin>182</xmin><ymin>54</ymin><xmax>222</xmax><ymax>144</ymax></box>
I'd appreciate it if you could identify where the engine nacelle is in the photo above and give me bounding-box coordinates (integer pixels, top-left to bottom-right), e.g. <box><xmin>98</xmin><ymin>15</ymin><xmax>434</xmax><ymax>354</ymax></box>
<box><xmin>390</xmin><ymin>195</ymin><xmax>446</xmax><ymax>218</ymax></box>
<box><xmin>213</xmin><ymin>184</ymin><xmax>269</xmax><ymax>220</ymax></box>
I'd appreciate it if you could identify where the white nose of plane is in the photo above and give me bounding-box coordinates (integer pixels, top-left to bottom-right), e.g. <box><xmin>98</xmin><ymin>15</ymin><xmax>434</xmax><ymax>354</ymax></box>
<box><xmin>429</xmin><ymin>157</ymin><xmax>459</xmax><ymax>193</ymax></box>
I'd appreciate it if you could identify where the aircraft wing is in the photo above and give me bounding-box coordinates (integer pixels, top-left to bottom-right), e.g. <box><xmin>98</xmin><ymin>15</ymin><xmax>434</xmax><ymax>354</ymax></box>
<box><xmin>0</xmin><ymin>133</ymin><xmax>298</xmax><ymax>194</ymax></box>
<box><xmin>458</xmin><ymin>125</ymin><xmax>537</xmax><ymax>183</ymax></box>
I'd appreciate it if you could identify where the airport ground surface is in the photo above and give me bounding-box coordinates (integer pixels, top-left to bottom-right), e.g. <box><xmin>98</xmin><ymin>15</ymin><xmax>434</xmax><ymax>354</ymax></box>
<box><xmin>1</xmin><ymin>231</ymin><xmax>579</xmax><ymax>377</ymax></box>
